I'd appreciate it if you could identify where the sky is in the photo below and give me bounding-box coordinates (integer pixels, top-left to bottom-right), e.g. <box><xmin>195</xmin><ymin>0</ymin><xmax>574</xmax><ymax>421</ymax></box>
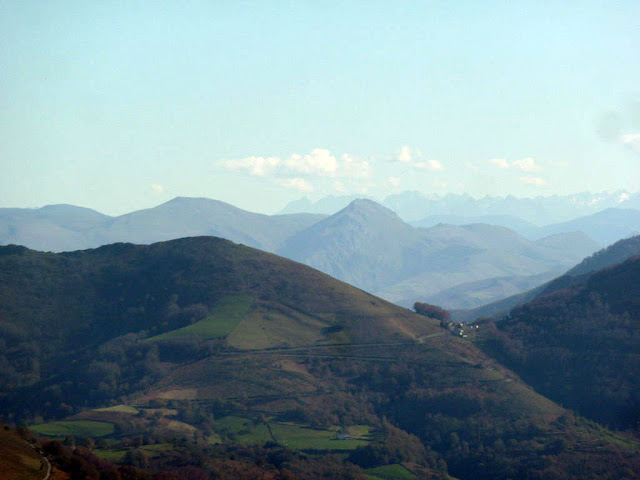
<box><xmin>1</xmin><ymin>1</ymin><xmax>639</xmax><ymax>215</ymax></box>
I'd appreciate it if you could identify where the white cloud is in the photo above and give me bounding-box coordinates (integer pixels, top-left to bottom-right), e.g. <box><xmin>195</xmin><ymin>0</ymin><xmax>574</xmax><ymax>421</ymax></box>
<box><xmin>223</xmin><ymin>155</ymin><xmax>281</xmax><ymax>176</ymax></box>
<box><xmin>285</xmin><ymin>148</ymin><xmax>338</xmax><ymax>176</ymax></box>
<box><xmin>513</xmin><ymin>156</ymin><xmax>541</xmax><ymax>172</ymax></box>
<box><xmin>489</xmin><ymin>158</ymin><xmax>509</xmax><ymax>169</ymax></box>
<box><xmin>151</xmin><ymin>183</ymin><xmax>165</xmax><ymax>194</ymax></box>
<box><xmin>388</xmin><ymin>176</ymin><xmax>401</xmax><ymax>187</ymax></box>
<box><xmin>618</xmin><ymin>192</ymin><xmax>630</xmax><ymax>203</ymax></box>
<box><xmin>397</xmin><ymin>145</ymin><xmax>412</xmax><ymax>163</ymax></box>
<box><xmin>333</xmin><ymin>180</ymin><xmax>347</xmax><ymax>192</ymax></box>
<box><xmin>341</xmin><ymin>153</ymin><xmax>372</xmax><ymax>179</ymax></box>
<box><xmin>520</xmin><ymin>176</ymin><xmax>547</xmax><ymax>187</ymax></box>
<box><xmin>410</xmin><ymin>159</ymin><xmax>444</xmax><ymax>172</ymax></box>
<box><xmin>620</xmin><ymin>133</ymin><xmax>640</xmax><ymax>154</ymax></box>
<box><xmin>222</xmin><ymin>149</ymin><xmax>371</xmax><ymax>180</ymax></box>
<box><xmin>428</xmin><ymin>159</ymin><xmax>444</xmax><ymax>171</ymax></box>
<box><xmin>276</xmin><ymin>177</ymin><xmax>314</xmax><ymax>192</ymax></box>
<box><xmin>395</xmin><ymin>146</ymin><xmax>442</xmax><ymax>171</ymax></box>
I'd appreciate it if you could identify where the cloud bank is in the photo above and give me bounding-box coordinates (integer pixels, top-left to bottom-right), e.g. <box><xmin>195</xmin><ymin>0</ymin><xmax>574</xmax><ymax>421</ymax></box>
<box><xmin>223</xmin><ymin>149</ymin><xmax>370</xmax><ymax>179</ymax></box>
<box><xmin>220</xmin><ymin>147</ymin><xmax>558</xmax><ymax>197</ymax></box>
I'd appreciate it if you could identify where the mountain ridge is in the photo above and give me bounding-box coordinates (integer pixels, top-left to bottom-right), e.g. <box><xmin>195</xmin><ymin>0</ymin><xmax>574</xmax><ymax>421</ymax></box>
<box><xmin>453</xmin><ymin>234</ymin><xmax>640</xmax><ymax>322</ymax></box>
<box><xmin>280</xmin><ymin>190</ymin><xmax>640</xmax><ymax>223</ymax></box>
<box><xmin>7</xmin><ymin>195</ymin><xmax>639</xmax><ymax>310</ymax></box>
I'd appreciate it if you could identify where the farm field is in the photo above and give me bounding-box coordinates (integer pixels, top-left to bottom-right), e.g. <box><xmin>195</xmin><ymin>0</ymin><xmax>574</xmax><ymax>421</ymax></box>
<box><xmin>270</xmin><ymin>422</ymin><xmax>371</xmax><ymax>450</ymax></box>
<box><xmin>364</xmin><ymin>464</ymin><xmax>417</xmax><ymax>480</ymax></box>
<box><xmin>94</xmin><ymin>405</ymin><xmax>139</xmax><ymax>414</ymax></box>
<box><xmin>94</xmin><ymin>443</ymin><xmax>174</xmax><ymax>463</ymax></box>
<box><xmin>146</xmin><ymin>295</ymin><xmax>252</xmax><ymax>342</ymax></box>
<box><xmin>29</xmin><ymin>420</ymin><xmax>115</xmax><ymax>437</ymax></box>
<box><xmin>214</xmin><ymin>415</ymin><xmax>372</xmax><ymax>451</ymax></box>
<box><xmin>214</xmin><ymin>416</ymin><xmax>273</xmax><ymax>444</ymax></box>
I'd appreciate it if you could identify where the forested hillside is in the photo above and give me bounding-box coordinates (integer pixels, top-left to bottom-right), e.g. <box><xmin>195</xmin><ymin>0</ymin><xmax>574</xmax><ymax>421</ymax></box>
<box><xmin>0</xmin><ymin>238</ymin><xmax>639</xmax><ymax>479</ymax></box>
<box><xmin>476</xmin><ymin>254</ymin><xmax>640</xmax><ymax>433</ymax></box>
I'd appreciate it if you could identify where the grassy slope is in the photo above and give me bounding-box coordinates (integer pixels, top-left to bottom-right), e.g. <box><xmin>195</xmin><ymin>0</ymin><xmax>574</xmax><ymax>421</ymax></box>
<box><xmin>214</xmin><ymin>415</ymin><xmax>372</xmax><ymax>451</ymax></box>
<box><xmin>0</xmin><ymin>428</ymin><xmax>44</xmax><ymax>480</ymax></box>
<box><xmin>30</xmin><ymin>421</ymin><xmax>114</xmax><ymax>437</ymax></box>
<box><xmin>364</xmin><ymin>464</ymin><xmax>416</xmax><ymax>480</ymax></box>
<box><xmin>0</xmin><ymin>237</ymin><xmax>439</xmax><ymax>364</ymax></box>
<box><xmin>94</xmin><ymin>405</ymin><xmax>139</xmax><ymax>414</ymax></box>
<box><xmin>270</xmin><ymin>423</ymin><xmax>370</xmax><ymax>450</ymax></box>
<box><xmin>146</xmin><ymin>295</ymin><xmax>252</xmax><ymax>342</ymax></box>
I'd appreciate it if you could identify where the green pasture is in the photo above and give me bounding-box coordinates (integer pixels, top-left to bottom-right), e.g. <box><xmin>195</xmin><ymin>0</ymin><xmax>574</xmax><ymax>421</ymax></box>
<box><xmin>364</xmin><ymin>464</ymin><xmax>416</xmax><ymax>480</ymax></box>
<box><xmin>146</xmin><ymin>295</ymin><xmax>252</xmax><ymax>342</ymax></box>
<box><xmin>215</xmin><ymin>416</ymin><xmax>272</xmax><ymax>444</ymax></box>
<box><xmin>94</xmin><ymin>449</ymin><xmax>126</xmax><ymax>462</ymax></box>
<box><xmin>226</xmin><ymin>304</ymin><xmax>328</xmax><ymax>350</ymax></box>
<box><xmin>94</xmin><ymin>405</ymin><xmax>139</xmax><ymax>414</ymax></box>
<box><xmin>95</xmin><ymin>443</ymin><xmax>173</xmax><ymax>463</ymax></box>
<box><xmin>271</xmin><ymin>422</ymin><xmax>370</xmax><ymax>450</ymax></box>
<box><xmin>214</xmin><ymin>415</ymin><xmax>372</xmax><ymax>451</ymax></box>
<box><xmin>30</xmin><ymin>420</ymin><xmax>115</xmax><ymax>437</ymax></box>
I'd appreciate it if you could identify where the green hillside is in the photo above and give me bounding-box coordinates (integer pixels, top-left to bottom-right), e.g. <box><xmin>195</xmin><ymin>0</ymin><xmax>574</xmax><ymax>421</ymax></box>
<box><xmin>1</xmin><ymin>237</ymin><xmax>639</xmax><ymax>479</ymax></box>
<box><xmin>146</xmin><ymin>294</ymin><xmax>252</xmax><ymax>342</ymax></box>
<box><xmin>475</xmin><ymin>254</ymin><xmax>640</xmax><ymax>433</ymax></box>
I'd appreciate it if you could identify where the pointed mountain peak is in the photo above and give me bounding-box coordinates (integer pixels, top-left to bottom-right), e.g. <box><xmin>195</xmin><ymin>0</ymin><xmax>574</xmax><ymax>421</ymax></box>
<box><xmin>340</xmin><ymin>198</ymin><xmax>400</xmax><ymax>218</ymax></box>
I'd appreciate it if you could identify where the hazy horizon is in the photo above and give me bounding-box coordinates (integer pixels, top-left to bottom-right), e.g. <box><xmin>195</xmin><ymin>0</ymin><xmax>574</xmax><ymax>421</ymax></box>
<box><xmin>4</xmin><ymin>188</ymin><xmax>639</xmax><ymax>219</ymax></box>
<box><xmin>2</xmin><ymin>2</ymin><xmax>639</xmax><ymax>216</ymax></box>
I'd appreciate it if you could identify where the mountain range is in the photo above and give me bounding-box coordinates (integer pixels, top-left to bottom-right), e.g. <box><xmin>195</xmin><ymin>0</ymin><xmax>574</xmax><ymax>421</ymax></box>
<box><xmin>279</xmin><ymin>199</ymin><xmax>600</xmax><ymax>308</ymax></box>
<box><xmin>280</xmin><ymin>190</ymin><xmax>640</xmax><ymax>224</ymax></box>
<box><xmin>8</xmin><ymin>198</ymin><xmax>638</xmax><ymax>308</ymax></box>
<box><xmin>7</xmin><ymin>196</ymin><xmax>640</xmax><ymax>310</ymax></box>
<box><xmin>453</xmin><ymin>234</ymin><xmax>640</xmax><ymax>322</ymax></box>
<box><xmin>0</xmin><ymin>197</ymin><xmax>325</xmax><ymax>253</ymax></box>
<box><xmin>412</xmin><ymin>208</ymin><xmax>640</xmax><ymax>246</ymax></box>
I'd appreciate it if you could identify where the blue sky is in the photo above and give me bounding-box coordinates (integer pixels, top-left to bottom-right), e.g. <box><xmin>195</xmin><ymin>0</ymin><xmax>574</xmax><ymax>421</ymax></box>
<box><xmin>1</xmin><ymin>1</ymin><xmax>639</xmax><ymax>215</ymax></box>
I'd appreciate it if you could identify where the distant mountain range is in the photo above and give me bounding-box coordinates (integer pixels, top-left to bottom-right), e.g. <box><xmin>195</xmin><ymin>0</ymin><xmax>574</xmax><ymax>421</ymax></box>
<box><xmin>453</xmin><ymin>234</ymin><xmax>640</xmax><ymax>322</ymax></box>
<box><xmin>5</xmin><ymin>195</ymin><xmax>640</xmax><ymax>309</ymax></box>
<box><xmin>278</xmin><ymin>199</ymin><xmax>599</xmax><ymax>307</ymax></box>
<box><xmin>0</xmin><ymin>197</ymin><xmax>325</xmax><ymax>253</ymax></box>
<box><xmin>280</xmin><ymin>189</ymin><xmax>640</xmax><ymax>224</ymax></box>
<box><xmin>411</xmin><ymin>208</ymin><xmax>640</xmax><ymax>246</ymax></box>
